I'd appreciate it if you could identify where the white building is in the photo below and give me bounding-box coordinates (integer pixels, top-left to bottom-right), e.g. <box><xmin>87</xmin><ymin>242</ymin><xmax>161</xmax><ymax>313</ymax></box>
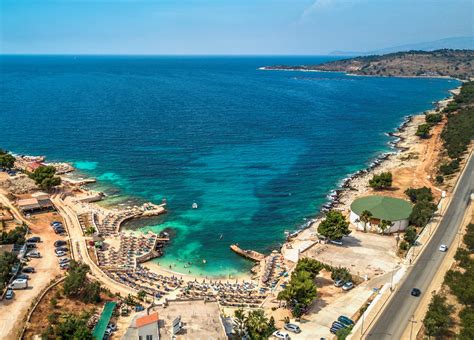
<box><xmin>350</xmin><ymin>195</ymin><xmax>413</xmax><ymax>233</ymax></box>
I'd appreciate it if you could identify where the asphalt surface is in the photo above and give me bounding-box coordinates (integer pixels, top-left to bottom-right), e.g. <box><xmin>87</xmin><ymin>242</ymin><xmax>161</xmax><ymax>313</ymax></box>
<box><xmin>367</xmin><ymin>153</ymin><xmax>474</xmax><ymax>340</ymax></box>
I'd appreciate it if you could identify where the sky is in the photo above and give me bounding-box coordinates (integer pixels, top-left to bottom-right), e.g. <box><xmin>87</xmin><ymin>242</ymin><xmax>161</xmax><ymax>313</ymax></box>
<box><xmin>0</xmin><ymin>0</ymin><xmax>472</xmax><ymax>55</ymax></box>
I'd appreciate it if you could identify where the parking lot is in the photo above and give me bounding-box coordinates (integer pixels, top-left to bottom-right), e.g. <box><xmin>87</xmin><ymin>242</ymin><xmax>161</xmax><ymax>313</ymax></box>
<box><xmin>305</xmin><ymin>231</ymin><xmax>400</xmax><ymax>279</ymax></box>
<box><xmin>0</xmin><ymin>211</ymin><xmax>67</xmax><ymax>339</ymax></box>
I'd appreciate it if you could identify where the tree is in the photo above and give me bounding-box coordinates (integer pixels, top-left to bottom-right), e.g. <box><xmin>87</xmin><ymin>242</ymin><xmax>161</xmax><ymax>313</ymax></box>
<box><xmin>336</xmin><ymin>325</ymin><xmax>353</xmax><ymax>339</ymax></box>
<box><xmin>295</xmin><ymin>258</ymin><xmax>324</xmax><ymax>275</ymax></box>
<box><xmin>369</xmin><ymin>172</ymin><xmax>392</xmax><ymax>190</ymax></box>
<box><xmin>404</xmin><ymin>226</ymin><xmax>417</xmax><ymax>245</ymax></box>
<box><xmin>416</xmin><ymin>124</ymin><xmax>431</xmax><ymax>138</ymax></box>
<box><xmin>84</xmin><ymin>226</ymin><xmax>96</xmax><ymax>236</ymax></box>
<box><xmin>464</xmin><ymin>224</ymin><xmax>474</xmax><ymax>251</ymax></box>
<box><xmin>137</xmin><ymin>289</ymin><xmax>147</xmax><ymax>301</ymax></box>
<box><xmin>43</xmin><ymin>312</ymin><xmax>93</xmax><ymax>339</ymax></box>
<box><xmin>379</xmin><ymin>220</ymin><xmax>393</xmax><ymax>234</ymax></box>
<box><xmin>423</xmin><ymin>294</ymin><xmax>454</xmax><ymax>338</ymax></box>
<box><xmin>246</xmin><ymin>310</ymin><xmax>273</xmax><ymax>340</ymax></box>
<box><xmin>318</xmin><ymin>211</ymin><xmax>351</xmax><ymax>241</ymax></box>
<box><xmin>435</xmin><ymin>175</ymin><xmax>444</xmax><ymax>184</ymax></box>
<box><xmin>359</xmin><ymin>210</ymin><xmax>373</xmax><ymax>232</ymax></box>
<box><xmin>0</xmin><ymin>151</ymin><xmax>15</xmax><ymax>169</ymax></box>
<box><xmin>405</xmin><ymin>187</ymin><xmax>434</xmax><ymax>203</ymax></box>
<box><xmin>459</xmin><ymin>307</ymin><xmax>474</xmax><ymax>340</ymax></box>
<box><xmin>330</xmin><ymin>267</ymin><xmax>351</xmax><ymax>282</ymax></box>
<box><xmin>425</xmin><ymin>113</ymin><xmax>443</xmax><ymax>125</ymax></box>
<box><xmin>28</xmin><ymin>165</ymin><xmax>61</xmax><ymax>190</ymax></box>
<box><xmin>409</xmin><ymin>201</ymin><xmax>437</xmax><ymax>227</ymax></box>
<box><xmin>0</xmin><ymin>252</ymin><xmax>18</xmax><ymax>289</ymax></box>
<box><xmin>0</xmin><ymin>226</ymin><xmax>27</xmax><ymax>245</ymax></box>
<box><xmin>278</xmin><ymin>269</ymin><xmax>317</xmax><ymax>317</ymax></box>
<box><xmin>233</xmin><ymin>309</ymin><xmax>248</xmax><ymax>338</ymax></box>
<box><xmin>63</xmin><ymin>261</ymin><xmax>101</xmax><ymax>303</ymax></box>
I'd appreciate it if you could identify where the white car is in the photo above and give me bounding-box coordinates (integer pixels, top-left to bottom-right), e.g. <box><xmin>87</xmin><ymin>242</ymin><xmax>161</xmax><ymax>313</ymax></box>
<box><xmin>273</xmin><ymin>330</ymin><xmax>290</xmax><ymax>339</ymax></box>
<box><xmin>55</xmin><ymin>251</ymin><xmax>67</xmax><ymax>257</ymax></box>
<box><xmin>27</xmin><ymin>251</ymin><xmax>41</xmax><ymax>258</ymax></box>
<box><xmin>439</xmin><ymin>244</ymin><xmax>448</xmax><ymax>252</ymax></box>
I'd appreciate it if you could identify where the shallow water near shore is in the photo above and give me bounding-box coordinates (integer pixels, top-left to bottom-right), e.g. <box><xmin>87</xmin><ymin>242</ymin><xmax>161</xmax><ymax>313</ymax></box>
<box><xmin>0</xmin><ymin>56</ymin><xmax>459</xmax><ymax>276</ymax></box>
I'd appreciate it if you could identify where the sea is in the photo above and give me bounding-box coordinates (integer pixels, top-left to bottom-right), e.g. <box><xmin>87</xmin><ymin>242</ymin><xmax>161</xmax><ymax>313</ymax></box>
<box><xmin>0</xmin><ymin>55</ymin><xmax>460</xmax><ymax>277</ymax></box>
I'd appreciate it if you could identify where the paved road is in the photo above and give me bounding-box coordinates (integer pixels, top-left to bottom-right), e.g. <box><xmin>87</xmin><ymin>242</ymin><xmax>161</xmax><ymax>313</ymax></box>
<box><xmin>367</xmin><ymin>153</ymin><xmax>474</xmax><ymax>339</ymax></box>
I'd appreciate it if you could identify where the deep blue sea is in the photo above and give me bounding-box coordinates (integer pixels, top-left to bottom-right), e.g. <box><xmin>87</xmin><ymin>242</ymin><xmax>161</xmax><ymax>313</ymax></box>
<box><xmin>0</xmin><ymin>56</ymin><xmax>459</xmax><ymax>276</ymax></box>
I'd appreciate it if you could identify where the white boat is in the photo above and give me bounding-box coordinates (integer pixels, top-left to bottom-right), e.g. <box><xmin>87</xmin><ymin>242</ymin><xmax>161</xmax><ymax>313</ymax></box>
<box><xmin>192</xmin><ymin>202</ymin><xmax>198</xmax><ymax>209</ymax></box>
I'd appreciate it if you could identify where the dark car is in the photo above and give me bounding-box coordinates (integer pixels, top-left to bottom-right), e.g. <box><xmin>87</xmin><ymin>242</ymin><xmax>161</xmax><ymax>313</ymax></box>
<box><xmin>22</xmin><ymin>266</ymin><xmax>35</xmax><ymax>273</ymax></box>
<box><xmin>26</xmin><ymin>236</ymin><xmax>41</xmax><ymax>243</ymax></box>
<box><xmin>54</xmin><ymin>240</ymin><xmax>67</xmax><ymax>248</ymax></box>
<box><xmin>411</xmin><ymin>288</ymin><xmax>421</xmax><ymax>297</ymax></box>
<box><xmin>26</xmin><ymin>243</ymin><xmax>37</xmax><ymax>249</ymax></box>
<box><xmin>338</xmin><ymin>315</ymin><xmax>354</xmax><ymax>326</ymax></box>
<box><xmin>16</xmin><ymin>274</ymin><xmax>30</xmax><ymax>280</ymax></box>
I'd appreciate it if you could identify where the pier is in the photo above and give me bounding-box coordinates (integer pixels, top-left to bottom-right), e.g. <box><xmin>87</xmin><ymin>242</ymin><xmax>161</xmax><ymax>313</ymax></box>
<box><xmin>230</xmin><ymin>244</ymin><xmax>265</xmax><ymax>262</ymax></box>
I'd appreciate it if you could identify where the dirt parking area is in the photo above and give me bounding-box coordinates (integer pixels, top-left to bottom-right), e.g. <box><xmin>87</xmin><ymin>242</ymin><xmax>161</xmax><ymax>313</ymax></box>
<box><xmin>305</xmin><ymin>231</ymin><xmax>399</xmax><ymax>279</ymax></box>
<box><xmin>0</xmin><ymin>211</ymin><xmax>67</xmax><ymax>339</ymax></box>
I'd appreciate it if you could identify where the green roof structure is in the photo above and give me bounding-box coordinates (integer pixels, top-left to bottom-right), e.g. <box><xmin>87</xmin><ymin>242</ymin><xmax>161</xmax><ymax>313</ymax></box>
<box><xmin>350</xmin><ymin>195</ymin><xmax>412</xmax><ymax>221</ymax></box>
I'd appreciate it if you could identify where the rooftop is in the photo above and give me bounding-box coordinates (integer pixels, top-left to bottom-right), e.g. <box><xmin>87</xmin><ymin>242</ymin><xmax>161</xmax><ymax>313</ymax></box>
<box><xmin>351</xmin><ymin>195</ymin><xmax>413</xmax><ymax>221</ymax></box>
<box><xmin>136</xmin><ymin>312</ymin><xmax>159</xmax><ymax>328</ymax></box>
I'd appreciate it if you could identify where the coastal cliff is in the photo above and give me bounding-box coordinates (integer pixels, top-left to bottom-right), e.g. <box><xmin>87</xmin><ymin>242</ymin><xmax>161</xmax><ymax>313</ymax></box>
<box><xmin>263</xmin><ymin>49</ymin><xmax>474</xmax><ymax>80</ymax></box>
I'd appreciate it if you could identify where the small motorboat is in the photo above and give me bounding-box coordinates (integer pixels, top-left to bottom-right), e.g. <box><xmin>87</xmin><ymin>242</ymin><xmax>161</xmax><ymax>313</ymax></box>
<box><xmin>192</xmin><ymin>202</ymin><xmax>198</xmax><ymax>209</ymax></box>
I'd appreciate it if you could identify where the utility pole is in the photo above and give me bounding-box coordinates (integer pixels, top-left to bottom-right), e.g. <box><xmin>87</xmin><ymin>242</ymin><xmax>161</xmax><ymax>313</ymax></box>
<box><xmin>409</xmin><ymin>314</ymin><xmax>417</xmax><ymax>340</ymax></box>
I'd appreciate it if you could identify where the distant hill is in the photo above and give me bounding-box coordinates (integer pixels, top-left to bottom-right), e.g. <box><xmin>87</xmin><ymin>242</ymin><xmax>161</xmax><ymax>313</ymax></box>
<box><xmin>329</xmin><ymin>36</ymin><xmax>474</xmax><ymax>56</ymax></box>
<box><xmin>263</xmin><ymin>49</ymin><xmax>474</xmax><ymax>80</ymax></box>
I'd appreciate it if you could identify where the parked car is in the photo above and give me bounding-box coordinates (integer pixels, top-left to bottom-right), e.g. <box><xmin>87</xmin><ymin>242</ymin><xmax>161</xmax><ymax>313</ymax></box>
<box><xmin>411</xmin><ymin>288</ymin><xmax>421</xmax><ymax>297</ymax></box>
<box><xmin>329</xmin><ymin>239</ymin><xmax>343</xmax><ymax>246</ymax></box>
<box><xmin>334</xmin><ymin>279</ymin><xmax>345</xmax><ymax>287</ymax></box>
<box><xmin>284</xmin><ymin>323</ymin><xmax>301</xmax><ymax>333</ymax></box>
<box><xmin>5</xmin><ymin>289</ymin><xmax>14</xmax><ymax>299</ymax></box>
<box><xmin>54</xmin><ymin>240</ymin><xmax>67</xmax><ymax>247</ymax></box>
<box><xmin>51</xmin><ymin>221</ymin><xmax>62</xmax><ymax>227</ymax></box>
<box><xmin>439</xmin><ymin>244</ymin><xmax>448</xmax><ymax>252</ymax></box>
<box><xmin>26</xmin><ymin>236</ymin><xmax>41</xmax><ymax>243</ymax></box>
<box><xmin>59</xmin><ymin>258</ymin><xmax>70</xmax><ymax>264</ymax></box>
<box><xmin>22</xmin><ymin>266</ymin><xmax>35</xmax><ymax>273</ymax></box>
<box><xmin>330</xmin><ymin>326</ymin><xmax>339</xmax><ymax>334</ymax></box>
<box><xmin>106</xmin><ymin>323</ymin><xmax>117</xmax><ymax>332</ymax></box>
<box><xmin>9</xmin><ymin>278</ymin><xmax>28</xmax><ymax>289</ymax></box>
<box><xmin>338</xmin><ymin>315</ymin><xmax>354</xmax><ymax>326</ymax></box>
<box><xmin>342</xmin><ymin>282</ymin><xmax>354</xmax><ymax>291</ymax></box>
<box><xmin>60</xmin><ymin>263</ymin><xmax>70</xmax><ymax>270</ymax></box>
<box><xmin>26</xmin><ymin>243</ymin><xmax>37</xmax><ymax>249</ymax></box>
<box><xmin>16</xmin><ymin>274</ymin><xmax>30</xmax><ymax>280</ymax></box>
<box><xmin>55</xmin><ymin>251</ymin><xmax>67</xmax><ymax>257</ymax></box>
<box><xmin>272</xmin><ymin>330</ymin><xmax>290</xmax><ymax>339</ymax></box>
<box><xmin>56</xmin><ymin>247</ymin><xmax>69</xmax><ymax>253</ymax></box>
<box><xmin>27</xmin><ymin>250</ymin><xmax>41</xmax><ymax>258</ymax></box>
<box><xmin>331</xmin><ymin>321</ymin><xmax>346</xmax><ymax>330</ymax></box>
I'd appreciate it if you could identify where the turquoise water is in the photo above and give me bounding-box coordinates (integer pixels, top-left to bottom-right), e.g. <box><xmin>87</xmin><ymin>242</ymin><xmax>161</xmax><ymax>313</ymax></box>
<box><xmin>0</xmin><ymin>56</ymin><xmax>459</xmax><ymax>277</ymax></box>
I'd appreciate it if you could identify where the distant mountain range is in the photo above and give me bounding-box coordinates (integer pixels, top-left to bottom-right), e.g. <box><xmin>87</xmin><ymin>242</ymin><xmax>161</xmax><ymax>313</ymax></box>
<box><xmin>329</xmin><ymin>36</ymin><xmax>474</xmax><ymax>56</ymax></box>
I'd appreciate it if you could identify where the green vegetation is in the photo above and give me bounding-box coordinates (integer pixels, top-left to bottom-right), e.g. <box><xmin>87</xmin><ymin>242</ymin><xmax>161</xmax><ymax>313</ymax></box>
<box><xmin>28</xmin><ymin>165</ymin><xmax>61</xmax><ymax>190</ymax></box>
<box><xmin>368</xmin><ymin>172</ymin><xmax>392</xmax><ymax>189</ymax></box>
<box><xmin>415</xmin><ymin>123</ymin><xmax>431</xmax><ymax>138</ymax></box>
<box><xmin>232</xmin><ymin>308</ymin><xmax>276</xmax><ymax>340</ymax></box>
<box><xmin>439</xmin><ymin>159</ymin><xmax>460</xmax><ymax>176</ymax></box>
<box><xmin>278</xmin><ymin>258</ymin><xmax>322</xmax><ymax>317</ymax></box>
<box><xmin>425</xmin><ymin>113</ymin><xmax>443</xmax><ymax>125</ymax></box>
<box><xmin>441</xmin><ymin>81</ymin><xmax>474</xmax><ymax>159</ymax></box>
<box><xmin>403</xmin><ymin>226</ymin><xmax>417</xmax><ymax>245</ymax></box>
<box><xmin>435</xmin><ymin>175</ymin><xmax>444</xmax><ymax>184</ymax></box>
<box><xmin>423</xmin><ymin>293</ymin><xmax>454</xmax><ymax>338</ymax></box>
<box><xmin>405</xmin><ymin>187</ymin><xmax>433</xmax><ymax>203</ymax></box>
<box><xmin>336</xmin><ymin>325</ymin><xmax>353</xmax><ymax>339</ymax></box>
<box><xmin>0</xmin><ymin>252</ymin><xmax>18</xmax><ymax>289</ymax></box>
<box><xmin>0</xmin><ymin>149</ymin><xmax>15</xmax><ymax>169</ymax></box>
<box><xmin>405</xmin><ymin>187</ymin><xmax>437</xmax><ymax>227</ymax></box>
<box><xmin>379</xmin><ymin>219</ymin><xmax>393</xmax><ymax>234</ymax></box>
<box><xmin>436</xmin><ymin>222</ymin><xmax>474</xmax><ymax>339</ymax></box>
<box><xmin>43</xmin><ymin>312</ymin><xmax>93</xmax><ymax>339</ymax></box>
<box><xmin>318</xmin><ymin>211</ymin><xmax>351</xmax><ymax>241</ymax></box>
<box><xmin>330</xmin><ymin>266</ymin><xmax>351</xmax><ymax>282</ymax></box>
<box><xmin>63</xmin><ymin>261</ymin><xmax>101</xmax><ymax>303</ymax></box>
<box><xmin>0</xmin><ymin>226</ymin><xmax>27</xmax><ymax>245</ymax></box>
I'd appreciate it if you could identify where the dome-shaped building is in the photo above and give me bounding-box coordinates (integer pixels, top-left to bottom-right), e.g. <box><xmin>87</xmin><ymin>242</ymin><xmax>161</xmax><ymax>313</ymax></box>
<box><xmin>350</xmin><ymin>195</ymin><xmax>413</xmax><ymax>233</ymax></box>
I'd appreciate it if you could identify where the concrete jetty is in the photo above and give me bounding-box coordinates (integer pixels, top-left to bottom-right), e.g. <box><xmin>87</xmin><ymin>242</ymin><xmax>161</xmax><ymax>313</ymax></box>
<box><xmin>230</xmin><ymin>244</ymin><xmax>265</xmax><ymax>262</ymax></box>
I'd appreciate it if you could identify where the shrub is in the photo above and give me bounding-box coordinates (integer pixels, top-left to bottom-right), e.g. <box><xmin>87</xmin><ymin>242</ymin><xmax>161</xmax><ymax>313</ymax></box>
<box><xmin>399</xmin><ymin>240</ymin><xmax>409</xmax><ymax>251</ymax></box>
<box><xmin>435</xmin><ymin>175</ymin><xmax>444</xmax><ymax>184</ymax></box>
<box><xmin>330</xmin><ymin>267</ymin><xmax>351</xmax><ymax>282</ymax></box>
<box><xmin>415</xmin><ymin>124</ymin><xmax>431</xmax><ymax>138</ymax></box>
<box><xmin>404</xmin><ymin>226</ymin><xmax>417</xmax><ymax>245</ymax></box>
<box><xmin>425</xmin><ymin>113</ymin><xmax>443</xmax><ymax>125</ymax></box>
<box><xmin>369</xmin><ymin>172</ymin><xmax>393</xmax><ymax>190</ymax></box>
<box><xmin>423</xmin><ymin>294</ymin><xmax>454</xmax><ymax>338</ymax></box>
<box><xmin>439</xmin><ymin>159</ymin><xmax>460</xmax><ymax>176</ymax></box>
<box><xmin>405</xmin><ymin>187</ymin><xmax>433</xmax><ymax>203</ymax></box>
<box><xmin>409</xmin><ymin>201</ymin><xmax>437</xmax><ymax>227</ymax></box>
